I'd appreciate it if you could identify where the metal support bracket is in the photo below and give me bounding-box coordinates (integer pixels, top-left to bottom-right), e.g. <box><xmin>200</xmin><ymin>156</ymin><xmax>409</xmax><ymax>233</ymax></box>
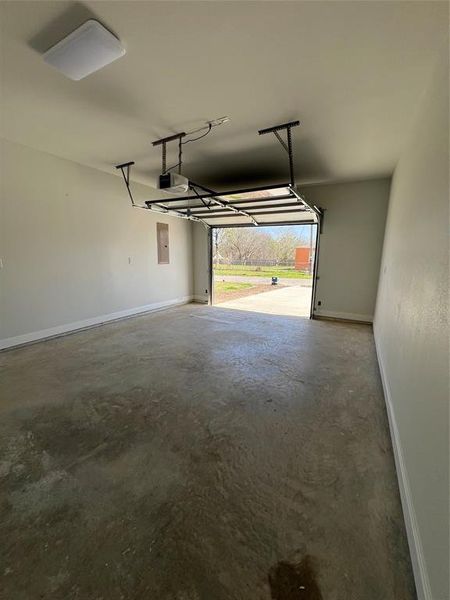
<box><xmin>289</xmin><ymin>185</ymin><xmax>324</xmax><ymax>231</ymax></box>
<box><xmin>115</xmin><ymin>160</ymin><xmax>201</xmax><ymax>221</ymax></box>
<box><xmin>152</xmin><ymin>132</ymin><xmax>186</xmax><ymax>174</ymax></box>
<box><xmin>115</xmin><ymin>118</ymin><xmax>317</xmax><ymax>228</ymax></box>
<box><xmin>258</xmin><ymin>120</ymin><xmax>300</xmax><ymax>186</ymax></box>
<box><xmin>115</xmin><ymin>161</ymin><xmax>136</xmax><ymax>206</ymax></box>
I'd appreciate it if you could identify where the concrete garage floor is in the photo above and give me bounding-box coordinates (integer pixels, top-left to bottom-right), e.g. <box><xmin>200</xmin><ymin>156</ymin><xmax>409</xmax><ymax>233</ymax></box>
<box><xmin>217</xmin><ymin>286</ymin><xmax>312</xmax><ymax>317</ymax></box>
<box><xmin>0</xmin><ymin>304</ymin><xmax>415</xmax><ymax>600</ymax></box>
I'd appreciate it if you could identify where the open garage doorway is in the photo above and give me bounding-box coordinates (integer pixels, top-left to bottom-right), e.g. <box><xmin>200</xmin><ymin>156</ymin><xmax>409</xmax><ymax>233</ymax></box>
<box><xmin>211</xmin><ymin>224</ymin><xmax>317</xmax><ymax>317</ymax></box>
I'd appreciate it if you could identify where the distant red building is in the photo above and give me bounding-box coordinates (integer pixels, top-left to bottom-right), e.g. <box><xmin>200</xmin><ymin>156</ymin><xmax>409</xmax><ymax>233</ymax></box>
<box><xmin>295</xmin><ymin>247</ymin><xmax>312</xmax><ymax>272</ymax></box>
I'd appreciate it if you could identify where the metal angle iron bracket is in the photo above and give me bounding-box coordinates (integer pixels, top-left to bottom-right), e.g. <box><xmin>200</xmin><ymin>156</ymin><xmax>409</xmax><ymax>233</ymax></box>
<box><xmin>289</xmin><ymin>185</ymin><xmax>324</xmax><ymax>232</ymax></box>
<box><xmin>114</xmin><ymin>160</ymin><xmax>202</xmax><ymax>222</ymax></box>
<box><xmin>115</xmin><ymin>119</ymin><xmax>322</xmax><ymax>227</ymax></box>
<box><xmin>152</xmin><ymin>131</ymin><xmax>186</xmax><ymax>174</ymax></box>
<box><xmin>257</xmin><ymin>119</ymin><xmax>324</xmax><ymax>228</ymax></box>
<box><xmin>258</xmin><ymin>120</ymin><xmax>300</xmax><ymax>187</ymax></box>
<box><xmin>115</xmin><ymin>161</ymin><xmax>136</xmax><ymax>206</ymax></box>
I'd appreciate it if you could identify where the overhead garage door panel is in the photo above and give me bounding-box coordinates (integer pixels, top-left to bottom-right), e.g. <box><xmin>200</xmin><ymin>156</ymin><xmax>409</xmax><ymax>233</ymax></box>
<box><xmin>144</xmin><ymin>183</ymin><xmax>319</xmax><ymax>227</ymax></box>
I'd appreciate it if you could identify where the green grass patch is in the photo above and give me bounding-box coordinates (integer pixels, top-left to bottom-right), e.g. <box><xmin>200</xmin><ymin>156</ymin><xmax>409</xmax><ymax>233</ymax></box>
<box><xmin>215</xmin><ymin>282</ymin><xmax>254</xmax><ymax>292</ymax></box>
<box><xmin>214</xmin><ymin>265</ymin><xmax>311</xmax><ymax>279</ymax></box>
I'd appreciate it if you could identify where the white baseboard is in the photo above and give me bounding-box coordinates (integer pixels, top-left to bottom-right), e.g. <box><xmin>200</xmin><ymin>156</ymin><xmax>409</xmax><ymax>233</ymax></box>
<box><xmin>314</xmin><ymin>309</ymin><xmax>373</xmax><ymax>323</ymax></box>
<box><xmin>374</xmin><ymin>330</ymin><xmax>432</xmax><ymax>600</ymax></box>
<box><xmin>193</xmin><ymin>294</ymin><xmax>209</xmax><ymax>304</ymax></box>
<box><xmin>0</xmin><ymin>296</ymin><xmax>193</xmax><ymax>351</ymax></box>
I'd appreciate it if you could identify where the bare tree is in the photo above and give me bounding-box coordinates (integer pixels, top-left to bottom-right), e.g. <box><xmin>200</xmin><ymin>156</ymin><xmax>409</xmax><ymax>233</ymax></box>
<box><xmin>212</xmin><ymin>228</ymin><xmax>225</xmax><ymax>263</ymax></box>
<box><xmin>216</xmin><ymin>225</ymin><xmax>315</xmax><ymax>265</ymax></box>
<box><xmin>221</xmin><ymin>228</ymin><xmax>270</xmax><ymax>264</ymax></box>
<box><xmin>271</xmin><ymin>231</ymin><xmax>301</xmax><ymax>264</ymax></box>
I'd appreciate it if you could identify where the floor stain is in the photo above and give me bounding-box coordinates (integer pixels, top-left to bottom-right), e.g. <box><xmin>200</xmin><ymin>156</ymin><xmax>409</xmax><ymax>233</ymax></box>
<box><xmin>268</xmin><ymin>556</ymin><xmax>323</xmax><ymax>600</ymax></box>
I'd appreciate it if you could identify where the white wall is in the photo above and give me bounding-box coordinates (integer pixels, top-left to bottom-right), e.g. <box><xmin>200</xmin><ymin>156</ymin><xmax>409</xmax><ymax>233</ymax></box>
<box><xmin>0</xmin><ymin>139</ymin><xmax>193</xmax><ymax>348</ymax></box>
<box><xmin>306</xmin><ymin>178</ymin><xmax>390</xmax><ymax>322</ymax></box>
<box><xmin>374</xmin><ymin>50</ymin><xmax>449</xmax><ymax>600</ymax></box>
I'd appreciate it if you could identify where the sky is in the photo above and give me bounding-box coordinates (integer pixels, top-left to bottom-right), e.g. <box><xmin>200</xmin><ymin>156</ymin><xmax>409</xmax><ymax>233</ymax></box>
<box><xmin>237</xmin><ymin>224</ymin><xmax>316</xmax><ymax>241</ymax></box>
<box><xmin>265</xmin><ymin>225</ymin><xmax>313</xmax><ymax>238</ymax></box>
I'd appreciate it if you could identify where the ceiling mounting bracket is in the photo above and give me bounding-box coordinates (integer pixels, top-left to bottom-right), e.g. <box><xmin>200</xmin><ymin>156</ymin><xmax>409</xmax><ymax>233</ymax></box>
<box><xmin>152</xmin><ymin>132</ymin><xmax>186</xmax><ymax>174</ymax></box>
<box><xmin>258</xmin><ymin>120</ymin><xmax>300</xmax><ymax>186</ymax></box>
<box><xmin>258</xmin><ymin>120</ymin><xmax>324</xmax><ymax>229</ymax></box>
<box><xmin>115</xmin><ymin>161</ymin><xmax>136</xmax><ymax>206</ymax></box>
<box><xmin>114</xmin><ymin>117</ymin><xmax>324</xmax><ymax>227</ymax></box>
<box><xmin>114</xmin><ymin>160</ymin><xmax>199</xmax><ymax>220</ymax></box>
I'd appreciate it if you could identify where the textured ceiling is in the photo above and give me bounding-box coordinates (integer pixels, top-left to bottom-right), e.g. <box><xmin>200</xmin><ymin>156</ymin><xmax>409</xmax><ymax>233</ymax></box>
<box><xmin>1</xmin><ymin>1</ymin><xmax>448</xmax><ymax>192</ymax></box>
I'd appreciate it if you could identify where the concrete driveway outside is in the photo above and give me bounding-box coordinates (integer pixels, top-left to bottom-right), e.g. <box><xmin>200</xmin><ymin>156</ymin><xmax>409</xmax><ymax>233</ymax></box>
<box><xmin>216</xmin><ymin>285</ymin><xmax>312</xmax><ymax>317</ymax></box>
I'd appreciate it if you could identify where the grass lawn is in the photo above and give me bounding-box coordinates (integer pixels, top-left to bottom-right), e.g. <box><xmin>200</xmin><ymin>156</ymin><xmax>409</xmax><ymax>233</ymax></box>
<box><xmin>215</xmin><ymin>282</ymin><xmax>253</xmax><ymax>293</ymax></box>
<box><xmin>214</xmin><ymin>265</ymin><xmax>312</xmax><ymax>279</ymax></box>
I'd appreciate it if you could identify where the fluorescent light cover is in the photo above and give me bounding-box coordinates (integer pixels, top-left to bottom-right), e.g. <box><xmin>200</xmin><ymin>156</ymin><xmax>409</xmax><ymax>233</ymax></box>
<box><xmin>43</xmin><ymin>19</ymin><xmax>126</xmax><ymax>81</ymax></box>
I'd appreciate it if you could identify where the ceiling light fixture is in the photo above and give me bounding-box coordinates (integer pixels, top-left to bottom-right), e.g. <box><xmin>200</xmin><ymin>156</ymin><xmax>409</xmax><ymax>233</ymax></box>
<box><xmin>43</xmin><ymin>19</ymin><xmax>126</xmax><ymax>81</ymax></box>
